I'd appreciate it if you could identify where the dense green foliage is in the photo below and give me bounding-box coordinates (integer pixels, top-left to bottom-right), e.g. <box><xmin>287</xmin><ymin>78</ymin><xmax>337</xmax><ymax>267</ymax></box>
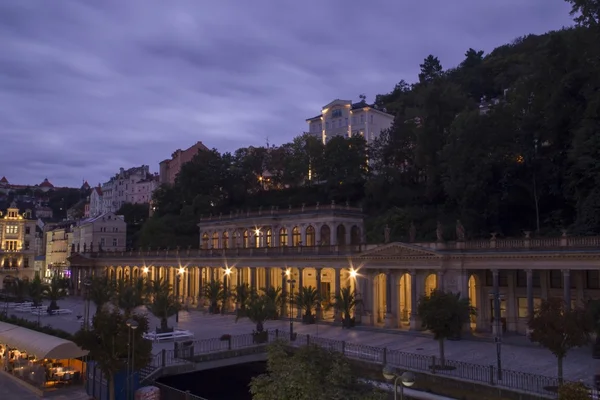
<box><xmin>142</xmin><ymin>5</ymin><xmax>600</xmax><ymax>247</ymax></box>
<box><xmin>250</xmin><ymin>341</ymin><xmax>385</xmax><ymax>400</ymax></box>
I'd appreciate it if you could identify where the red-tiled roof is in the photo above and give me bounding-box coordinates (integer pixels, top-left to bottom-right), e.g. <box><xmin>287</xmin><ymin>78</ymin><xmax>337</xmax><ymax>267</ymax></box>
<box><xmin>39</xmin><ymin>178</ymin><xmax>54</xmax><ymax>188</ymax></box>
<box><xmin>95</xmin><ymin>186</ymin><xmax>102</xmax><ymax>196</ymax></box>
<box><xmin>0</xmin><ymin>176</ymin><xmax>8</xmax><ymax>183</ymax></box>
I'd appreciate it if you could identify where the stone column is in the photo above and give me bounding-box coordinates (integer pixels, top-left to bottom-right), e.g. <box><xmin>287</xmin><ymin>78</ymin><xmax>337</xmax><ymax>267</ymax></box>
<box><xmin>492</xmin><ymin>269</ymin><xmax>502</xmax><ymax>336</ymax></box>
<box><xmin>575</xmin><ymin>270</ymin><xmax>585</xmax><ymax>306</ymax></box>
<box><xmin>506</xmin><ymin>270</ymin><xmax>517</xmax><ymax>332</ymax></box>
<box><xmin>281</xmin><ymin>268</ymin><xmax>288</xmax><ymax>317</ymax></box>
<box><xmin>437</xmin><ymin>270</ymin><xmax>445</xmax><ymax>291</ymax></box>
<box><xmin>251</xmin><ymin>267</ymin><xmax>257</xmax><ymax>290</ymax></box>
<box><xmin>334</xmin><ymin>268</ymin><xmax>342</xmax><ymax>322</ymax></box>
<box><xmin>540</xmin><ymin>270</ymin><xmax>549</xmax><ymax>300</ymax></box>
<box><xmin>329</xmin><ymin>224</ymin><xmax>336</xmax><ymax>246</ymax></box>
<box><xmin>384</xmin><ymin>271</ymin><xmax>395</xmax><ymax>328</ymax></box>
<box><xmin>360</xmin><ymin>271</ymin><xmax>374</xmax><ymax>325</ymax></box>
<box><xmin>409</xmin><ymin>269</ymin><xmax>421</xmax><ymax>330</ymax></box>
<box><xmin>198</xmin><ymin>267</ymin><xmax>204</xmax><ymax>300</ymax></box>
<box><xmin>315</xmin><ymin>267</ymin><xmax>323</xmax><ymax>318</ymax></box>
<box><xmin>563</xmin><ymin>269</ymin><xmax>571</xmax><ymax>311</ymax></box>
<box><xmin>264</xmin><ymin>267</ymin><xmax>271</xmax><ymax>289</ymax></box>
<box><xmin>526</xmin><ymin>269</ymin><xmax>533</xmax><ymax>319</ymax></box>
<box><xmin>297</xmin><ymin>268</ymin><xmax>304</xmax><ymax>319</ymax></box>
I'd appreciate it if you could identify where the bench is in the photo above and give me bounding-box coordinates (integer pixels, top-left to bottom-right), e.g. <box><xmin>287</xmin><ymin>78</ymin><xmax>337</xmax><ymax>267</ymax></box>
<box><xmin>9</xmin><ymin>302</ymin><xmax>32</xmax><ymax>308</ymax></box>
<box><xmin>31</xmin><ymin>309</ymin><xmax>47</xmax><ymax>316</ymax></box>
<box><xmin>51</xmin><ymin>309</ymin><xmax>73</xmax><ymax>315</ymax></box>
<box><xmin>143</xmin><ymin>329</ymin><xmax>195</xmax><ymax>343</ymax></box>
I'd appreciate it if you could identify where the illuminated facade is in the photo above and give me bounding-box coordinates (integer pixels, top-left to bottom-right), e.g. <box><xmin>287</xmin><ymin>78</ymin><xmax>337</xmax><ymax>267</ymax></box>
<box><xmin>67</xmin><ymin>206</ymin><xmax>600</xmax><ymax>336</ymax></box>
<box><xmin>0</xmin><ymin>202</ymin><xmax>37</xmax><ymax>288</ymax></box>
<box><xmin>44</xmin><ymin>223</ymin><xmax>73</xmax><ymax>280</ymax></box>
<box><xmin>306</xmin><ymin>99</ymin><xmax>394</xmax><ymax>144</ymax></box>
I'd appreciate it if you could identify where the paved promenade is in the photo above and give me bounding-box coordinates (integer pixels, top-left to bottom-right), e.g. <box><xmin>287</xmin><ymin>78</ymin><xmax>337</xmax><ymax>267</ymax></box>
<box><xmin>9</xmin><ymin>297</ymin><xmax>600</xmax><ymax>385</ymax></box>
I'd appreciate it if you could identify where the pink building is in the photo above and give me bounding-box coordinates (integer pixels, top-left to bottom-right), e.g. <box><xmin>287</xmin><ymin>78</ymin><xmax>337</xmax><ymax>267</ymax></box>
<box><xmin>159</xmin><ymin>141</ymin><xmax>209</xmax><ymax>185</ymax></box>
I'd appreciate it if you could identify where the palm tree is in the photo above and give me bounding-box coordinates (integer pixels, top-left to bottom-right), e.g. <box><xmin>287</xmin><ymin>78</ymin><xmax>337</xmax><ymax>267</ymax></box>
<box><xmin>146</xmin><ymin>278</ymin><xmax>180</xmax><ymax>333</ymax></box>
<box><xmin>264</xmin><ymin>286</ymin><xmax>286</xmax><ymax>319</ymax></box>
<box><xmin>88</xmin><ymin>276</ymin><xmax>114</xmax><ymax>315</ymax></box>
<box><xmin>204</xmin><ymin>280</ymin><xmax>223</xmax><ymax>314</ymax></box>
<box><xmin>10</xmin><ymin>278</ymin><xmax>28</xmax><ymax>302</ymax></box>
<box><xmin>113</xmin><ymin>278</ymin><xmax>145</xmax><ymax>317</ymax></box>
<box><xmin>233</xmin><ymin>283</ymin><xmax>254</xmax><ymax>318</ymax></box>
<box><xmin>296</xmin><ymin>286</ymin><xmax>320</xmax><ymax>324</ymax></box>
<box><xmin>333</xmin><ymin>286</ymin><xmax>362</xmax><ymax>328</ymax></box>
<box><xmin>243</xmin><ymin>294</ymin><xmax>277</xmax><ymax>342</ymax></box>
<box><xmin>28</xmin><ymin>276</ymin><xmax>43</xmax><ymax>307</ymax></box>
<box><xmin>43</xmin><ymin>276</ymin><xmax>66</xmax><ymax>311</ymax></box>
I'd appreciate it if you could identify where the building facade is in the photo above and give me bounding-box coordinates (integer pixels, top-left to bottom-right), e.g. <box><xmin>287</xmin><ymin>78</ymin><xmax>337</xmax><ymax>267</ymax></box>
<box><xmin>100</xmin><ymin>165</ymin><xmax>155</xmax><ymax>213</ymax></box>
<box><xmin>44</xmin><ymin>223</ymin><xmax>73</xmax><ymax>280</ymax></box>
<box><xmin>71</xmin><ymin>212</ymin><xmax>127</xmax><ymax>254</ymax></box>
<box><xmin>89</xmin><ymin>186</ymin><xmax>103</xmax><ymax>218</ymax></box>
<box><xmin>159</xmin><ymin>141</ymin><xmax>209</xmax><ymax>186</ymax></box>
<box><xmin>67</xmin><ymin>206</ymin><xmax>600</xmax><ymax>336</ymax></box>
<box><xmin>306</xmin><ymin>99</ymin><xmax>394</xmax><ymax>145</ymax></box>
<box><xmin>0</xmin><ymin>203</ymin><xmax>37</xmax><ymax>288</ymax></box>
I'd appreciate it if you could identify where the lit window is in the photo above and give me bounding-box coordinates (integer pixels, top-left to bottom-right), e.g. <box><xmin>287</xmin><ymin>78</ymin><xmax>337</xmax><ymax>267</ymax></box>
<box><xmin>6</xmin><ymin>225</ymin><xmax>18</xmax><ymax>234</ymax></box>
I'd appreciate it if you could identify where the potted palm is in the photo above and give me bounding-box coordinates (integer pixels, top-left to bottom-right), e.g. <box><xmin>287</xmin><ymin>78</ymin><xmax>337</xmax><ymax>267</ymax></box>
<box><xmin>204</xmin><ymin>281</ymin><xmax>223</xmax><ymax>314</ymax></box>
<box><xmin>233</xmin><ymin>283</ymin><xmax>253</xmax><ymax>317</ymax></box>
<box><xmin>264</xmin><ymin>286</ymin><xmax>286</xmax><ymax>319</ymax></box>
<box><xmin>242</xmin><ymin>295</ymin><xmax>276</xmax><ymax>343</ymax></box>
<box><xmin>146</xmin><ymin>278</ymin><xmax>180</xmax><ymax>333</ymax></box>
<box><xmin>43</xmin><ymin>276</ymin><xmax>66</xmax><ymax>312</ymax></box>
<box><xmin>333</xmin><ymin>286</ymin><xmax>362</xmax><ymax>328</ymax></box>
<box><xmin>296</xmin><ymin>286</ymin><xmax>319</xmax><ymax>324</ymax></box>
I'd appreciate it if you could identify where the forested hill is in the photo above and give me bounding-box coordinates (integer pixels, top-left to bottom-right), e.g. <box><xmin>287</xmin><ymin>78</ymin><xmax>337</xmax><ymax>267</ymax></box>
<box><xmin>142</xmin><ymin>8</ymin><xmax>600</xmax><ymax>248</ymax></box>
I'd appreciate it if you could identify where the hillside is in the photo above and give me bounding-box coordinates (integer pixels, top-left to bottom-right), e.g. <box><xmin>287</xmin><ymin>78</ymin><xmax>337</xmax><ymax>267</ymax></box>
<box><xmin>143</xmin><ymin>9</ymin><xmax>600</xmax><ymax>247</ymax></box>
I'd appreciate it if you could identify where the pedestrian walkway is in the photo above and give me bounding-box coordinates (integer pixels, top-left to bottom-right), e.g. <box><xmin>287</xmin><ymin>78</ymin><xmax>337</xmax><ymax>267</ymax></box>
<box><xmin>15</xmin><ymin>297</ymin><xmax>598</xmax><ymax>385</ymax></box>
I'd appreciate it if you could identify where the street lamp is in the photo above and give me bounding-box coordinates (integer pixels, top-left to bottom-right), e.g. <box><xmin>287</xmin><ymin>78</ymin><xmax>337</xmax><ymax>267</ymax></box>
<box><xmin>126</xmin><ymin>319</ymin><xmax>139</xmax><ymax>400</ymax></box>
<box><xmin>382</xmin><ymin>366</ymin><xmax>416</xmax><ymax>400</ymax></box>
<box><xmin>176</xmin><ymin>267</ymin><xmax>185</xmax><ymax>323</ymax></box>
<box><xmin>83</xmin><ymin>278</ymin><xmax>92</xmax><ymax>330</ymax></box>
<box><xmin>287</xmin><ymin>279</ymin><xmax>296</xmax><ymax>341</ymax></box>
<box><xmin>224</xmin><ymin>268</ymin><xmax>232</xmax><ymax>313</ymax></box>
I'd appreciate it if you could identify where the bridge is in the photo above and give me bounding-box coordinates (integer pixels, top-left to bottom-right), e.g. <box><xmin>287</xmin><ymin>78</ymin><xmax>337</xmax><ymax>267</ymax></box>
<box><xmin>138</xmin><ymin>329</ymin><xmax>581</xmax><ymax>399</ymax></box>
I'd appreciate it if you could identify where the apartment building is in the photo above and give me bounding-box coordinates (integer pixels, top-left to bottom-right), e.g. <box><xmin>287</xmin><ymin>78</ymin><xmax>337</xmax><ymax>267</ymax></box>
<box><xmin>44</xmin><ymin>222</ymin><xmax>73</xmax><ymax>280</ymax></box>
<box><xmin>306</xmin><ymin>99</ymin><xmax>394</xmax><ymax>145</ymax></box>
<box><xmin>159</xmin><ymin>141</ymin><xmax>209</xmax><ymax>185</ymax></box>
<box><xmin>0</xmin><ymin>202</ymin><xmax>36</xmax><ymax>288</ymax></box>
<box><xmin>71</xmin><ymin>212</ymin><xmax>126</xmax><ymax>254</ymax></box>
<box><xmin>100</xmin><ymin>165</ymin><xmax>156</xmax><ymax>213</ymax></box>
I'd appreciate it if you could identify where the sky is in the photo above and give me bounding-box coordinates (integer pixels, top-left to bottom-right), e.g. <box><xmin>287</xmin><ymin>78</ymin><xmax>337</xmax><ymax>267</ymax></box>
<box><xmin>0</xmin><ymin>0</ymin><xmax>575</xmax><ymax>188</ymax></box>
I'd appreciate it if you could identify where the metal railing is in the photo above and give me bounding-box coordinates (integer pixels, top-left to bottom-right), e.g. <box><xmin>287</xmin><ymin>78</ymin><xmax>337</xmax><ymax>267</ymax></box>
<box><xmin>142</xmin><ymin>329</ymin><xmax>597</xmax><ymax>398</ymax></box>
<box><xmin>154</xmin><ymin>382</ymin><xmax>209</xmax><ymax>400</ymax></box>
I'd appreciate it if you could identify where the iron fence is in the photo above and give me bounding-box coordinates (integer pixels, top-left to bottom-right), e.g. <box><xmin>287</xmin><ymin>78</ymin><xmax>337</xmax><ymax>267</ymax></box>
<box><xmin>154</xmin><ymin>382</ymin><xmax>208</xmax><ymax>400</ymax></box>
<box><xmin>144</xmin><ymin>328</ymin><xmax>596</xmax><ymax>398</ymax></box>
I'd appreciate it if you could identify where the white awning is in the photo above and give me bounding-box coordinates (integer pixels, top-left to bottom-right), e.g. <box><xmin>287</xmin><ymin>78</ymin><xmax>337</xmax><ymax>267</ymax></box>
<box><xmin>0</xmin><ymin>321</ymin><xmax>88</xmax><ymax>359</ymax></box>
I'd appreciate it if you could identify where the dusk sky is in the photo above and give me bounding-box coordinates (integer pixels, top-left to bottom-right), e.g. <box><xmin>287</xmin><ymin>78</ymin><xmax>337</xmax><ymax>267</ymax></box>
<box><xmin>1</xmin><ymin>0</ymin><xmax>575</xmax><ymax>188</ymax></box>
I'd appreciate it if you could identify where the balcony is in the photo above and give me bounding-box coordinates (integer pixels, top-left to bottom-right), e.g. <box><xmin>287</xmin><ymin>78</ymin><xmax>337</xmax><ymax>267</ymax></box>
<box><xmin>0</xmin><ymin>267</ymin><xmax>20</xmax><ymax>273</ymax></box>
<box><xmin>84</xmin><ymin>244</ymin><xmax>366</xmax><ymax>260</ymax></box>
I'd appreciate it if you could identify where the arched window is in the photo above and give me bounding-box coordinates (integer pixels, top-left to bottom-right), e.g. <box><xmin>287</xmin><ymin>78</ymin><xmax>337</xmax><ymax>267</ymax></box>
<box><xmin>350</xmin><ymin>225</ymin><xmax>361</xmax><ymax>245</ymax></box>
<box><xmin>336</xmin><ymin>224</ymin><xmax>346</xmax><ymax>246</ymax></box>
<box><xmin>320</xmin><ymin>225</ymin><xmax>331</xmax><ymax>246</ymax></box>
<box><xmin>222</xmin><ymin>231</ymin><xmax>229</xmax><ymax>249</ymax></box>
<box><xmin>292</xmin><ymin>227</ymin><xmax>301</xmax><ymax>246</ymax></box>
<box><xmin>212</xmin><ymin>232</ymin><xmax>219</xmax><ymax>249</ymax></box>
<box><xmin>254</xmin><ymin>229</ymin><xmax>261</xmax><ymax>248</ymax></box>
<box><xmin>305</xmin><ymin>225</ymin><xmax>316</xmax><ymax>246</ymax></box>
<box><xmin>201</xmin><ymin>233</ymin><xmax>209</xmax><ymax>250</ymax></box>
<box><xmin>266</xmin><ymin>229</ymin><xmax>272</xmax><ymax>247</ymax></box>
<box><xmin>279</xmin><ymin>227</ymin><xmax>288</xmax><ymax>246</ymax></box>
<box><xmin>243</xmin><ymin>230</ymin><xmax>249</xmax><ymax>248</ymax></box>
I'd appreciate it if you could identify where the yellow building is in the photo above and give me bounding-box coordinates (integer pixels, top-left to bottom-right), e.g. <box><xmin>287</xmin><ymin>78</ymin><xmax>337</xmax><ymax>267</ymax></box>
<box><xmin>0</xmin><ymin>202</ymin><xmax>37</xmax><ymax>288</ymax></box>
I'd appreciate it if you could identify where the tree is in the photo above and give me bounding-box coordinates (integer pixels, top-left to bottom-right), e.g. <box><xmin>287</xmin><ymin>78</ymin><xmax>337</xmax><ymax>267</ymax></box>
<box><xmin>114</xmin><ymin>279</ymin><xmax>144</xmax><ymax>317</ymax></box>
<box><xmin>418</xmin><ymin>55</ymin><xmax>443</xmax><ymax>83</ymax></box>
<box><xmin>204</xmin><ymin>280</ymin><xmax>224</xmax><ymax>314</ymax></box>
<box><xmin>43</xmin><ymin>276</ymin><xmax>66</xmax><ymax>311</ymax></box>
<box><xmin>263</xmin><ymin>286</ymin><xmax>286</xmax><ymax>319</ymax></box>
<box><xmin>332</xmin><ymin>286</ymin><xmax>362</xmax><ymax>328</ymax></box>
<box><xmin>146</xmin><ymin>278</ymin><xmax>180</xmax><ymax>332</ymax></box>
<box><xmin>296</xmin><ymin>286</ymin><xmax>320</xmax><ymax>324</ymax></box>
<box><xmin>241</xmin><ymin>294</ymin><xmax>276</xmax><ymax>334</ymax></box>
<box><xmin>250</xmin><ymin>341</ymin><xmax>385</xmax><ymax>400</ymax></box>
<box><xmin>558</xmin><ymin>381</ymin><xmax>592</xmax><ymax>399</ymax></box>
<box><xmin>565</xmin><ymin>0</ymin><xmax>599</xmax><ymax>26</ymax></box>
<box><xmin>233</xmin><ymin>283</ymin><xmax>253</xmax><ymax>318</ymax></box>
<box><xmin>528</xmin><ymin>298</ymin><xmax>590</xmax><ymax>383</ymax></box>
<box><xmin>88</xmin><ymin>276</ymin><xmax>115</xmax><ymax>315</ymax></box>
<box><xmin>73</xmin><ymin>309</ymin><xmax>152</xmax><ymax>400</ymax></box>
<box><xmin>417</xmin><ymin>289</ymin><xmax>474</xmax><ymax>367</ymax></box>
<box><xmin>28</xmin><ymin>276</ymin><xmax>43</xmax><ymax>307</ymax></box>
